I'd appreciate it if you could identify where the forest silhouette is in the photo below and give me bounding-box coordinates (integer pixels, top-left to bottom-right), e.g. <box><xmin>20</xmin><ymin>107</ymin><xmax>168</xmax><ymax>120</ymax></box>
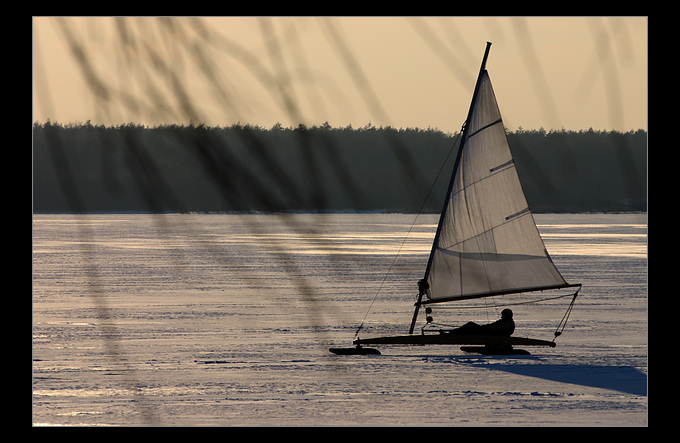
<box><xmin>33</xmin><ymin>121</ymin><xmax>646</xmax><ymax>214</ymax></box>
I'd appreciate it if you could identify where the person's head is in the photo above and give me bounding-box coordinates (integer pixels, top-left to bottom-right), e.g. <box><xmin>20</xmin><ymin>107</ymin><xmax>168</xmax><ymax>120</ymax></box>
<box><xmin>501</xmin><ymin>309</ymin><xmax>513</xmax><ymax>319</ymax></box>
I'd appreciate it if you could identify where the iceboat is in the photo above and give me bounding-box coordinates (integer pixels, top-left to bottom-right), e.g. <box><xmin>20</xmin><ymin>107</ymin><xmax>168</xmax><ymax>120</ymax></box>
<box><xmin>330</xmin><ymin>42</ymin><xmax>580</xmax><ymax>356</ymax></box>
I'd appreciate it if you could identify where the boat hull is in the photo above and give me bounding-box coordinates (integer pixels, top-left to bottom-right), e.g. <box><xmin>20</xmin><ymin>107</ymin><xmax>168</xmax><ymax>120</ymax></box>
<box><xmin>353</xmin><ymin>333</ymin><xmax>555</xmax><ymax>347</ymax></box>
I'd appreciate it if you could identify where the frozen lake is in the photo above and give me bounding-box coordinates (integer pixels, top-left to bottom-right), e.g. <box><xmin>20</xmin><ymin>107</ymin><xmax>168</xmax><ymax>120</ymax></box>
<box><xmin>32</xmin><ymin>213</ymin><xmax>647</xmax><ymax>426</ymax></box>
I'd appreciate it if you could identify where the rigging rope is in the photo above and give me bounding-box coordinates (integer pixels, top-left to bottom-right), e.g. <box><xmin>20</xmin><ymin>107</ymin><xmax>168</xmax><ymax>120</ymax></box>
<box><xmin>552</xmin><ymin>288</ymin><xmax>580</xmax><ymax>342</ymax></box>
<box><xmin>352</xmin><ymin>130</ymin><xmax>464</xmax><ymax>341</ymax></box>
<box><xmin>431</xmin><ymin>291</ymin><xmax>577</xmax><ymax>310</ymax></box>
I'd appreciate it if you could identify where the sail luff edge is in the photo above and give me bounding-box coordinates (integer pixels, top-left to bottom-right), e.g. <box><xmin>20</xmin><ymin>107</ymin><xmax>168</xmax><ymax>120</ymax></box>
<box><xmin>409</xmin><ymin>42</ymin><xmax>492</xmax><ymax>334</ymax></box>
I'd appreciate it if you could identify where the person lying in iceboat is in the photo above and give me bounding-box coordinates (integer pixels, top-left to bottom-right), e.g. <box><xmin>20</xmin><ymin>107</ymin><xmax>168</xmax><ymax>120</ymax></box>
<box><xmin>447</xmin><ymin>309</ymin><xmax>515</xmax><ymax>337</ymax></box>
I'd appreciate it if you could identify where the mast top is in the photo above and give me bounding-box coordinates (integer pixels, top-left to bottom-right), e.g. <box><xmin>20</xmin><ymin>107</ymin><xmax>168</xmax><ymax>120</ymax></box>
<box><xmin>480</xmin><ymin>42</ymin><xmax>492</xmax><ymax>72</ymax></box>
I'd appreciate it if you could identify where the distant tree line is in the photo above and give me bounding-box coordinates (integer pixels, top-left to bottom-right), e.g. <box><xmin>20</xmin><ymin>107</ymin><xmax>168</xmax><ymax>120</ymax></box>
<box><xmin>33</xmin><ymin>121</ymin><xmax>647</xmax><ymax>213</ymax></box>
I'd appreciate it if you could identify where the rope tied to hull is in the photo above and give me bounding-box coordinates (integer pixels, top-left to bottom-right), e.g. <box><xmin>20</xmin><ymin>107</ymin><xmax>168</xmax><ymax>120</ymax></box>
<box><xmin>553</xmin><ymin>288</ymin><xmax>580</xmax><ymax>342</ymax></box>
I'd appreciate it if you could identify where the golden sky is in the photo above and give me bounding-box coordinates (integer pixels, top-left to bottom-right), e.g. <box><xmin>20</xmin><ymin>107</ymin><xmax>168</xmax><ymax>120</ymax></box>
<box><xmin>32</xmin><ymin>17</ymin><xmax>647</xmax><ymax>132</ymax></box>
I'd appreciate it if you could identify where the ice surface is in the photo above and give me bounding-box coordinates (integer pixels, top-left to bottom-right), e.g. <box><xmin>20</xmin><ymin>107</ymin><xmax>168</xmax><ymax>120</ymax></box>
<box><xmin>33</xmin><ymin>213</ymin><xmax>647</xmax><ymax>426</ymax></box>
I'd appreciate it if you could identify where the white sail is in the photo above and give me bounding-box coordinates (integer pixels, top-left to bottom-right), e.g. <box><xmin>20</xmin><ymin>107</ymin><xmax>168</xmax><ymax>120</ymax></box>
<box><xmin>424</xmin><ymin>70</ymin><xmax>568</xmax><ymax>303</ymax></box>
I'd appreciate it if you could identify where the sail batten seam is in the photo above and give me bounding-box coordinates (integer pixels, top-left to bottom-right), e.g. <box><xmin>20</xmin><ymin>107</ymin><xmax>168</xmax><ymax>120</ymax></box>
<box><xmin>465</xmin><ymin>118</ymin><xmax>503</xmax><ymax>139</ymax></box>
<box><xmin>505</xmin><ymin>207</ymin><xmax>530</xmax><ymax>221</ymax></box>
<box><xmin>490</xmin><ymin>159</ymin><xmax>514</xmax><ymax>173</ymax></box>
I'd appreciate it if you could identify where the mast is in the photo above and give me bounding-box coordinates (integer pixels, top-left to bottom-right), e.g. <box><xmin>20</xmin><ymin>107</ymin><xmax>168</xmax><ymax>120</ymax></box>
<box><xmin>409</xmin><ymin>42</ymin><xmax>492</xmax><ymax>334</ymax></box>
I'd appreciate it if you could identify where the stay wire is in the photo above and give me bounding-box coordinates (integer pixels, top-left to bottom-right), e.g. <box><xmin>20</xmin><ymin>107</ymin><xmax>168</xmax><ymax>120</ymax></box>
<box><xmin>432</xmin><ymin>291</ymin><xmax>576</xmax><ymax>310</ymax></box>
<box><xmin>353</xmin><ymin>129</ymin><xmax>463</xmax><ymax>341</ymax></box>
<box><xmin>553</xmin><ymin>288</ymin><xmax>580</xmax><ymax>342</ymax></box>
